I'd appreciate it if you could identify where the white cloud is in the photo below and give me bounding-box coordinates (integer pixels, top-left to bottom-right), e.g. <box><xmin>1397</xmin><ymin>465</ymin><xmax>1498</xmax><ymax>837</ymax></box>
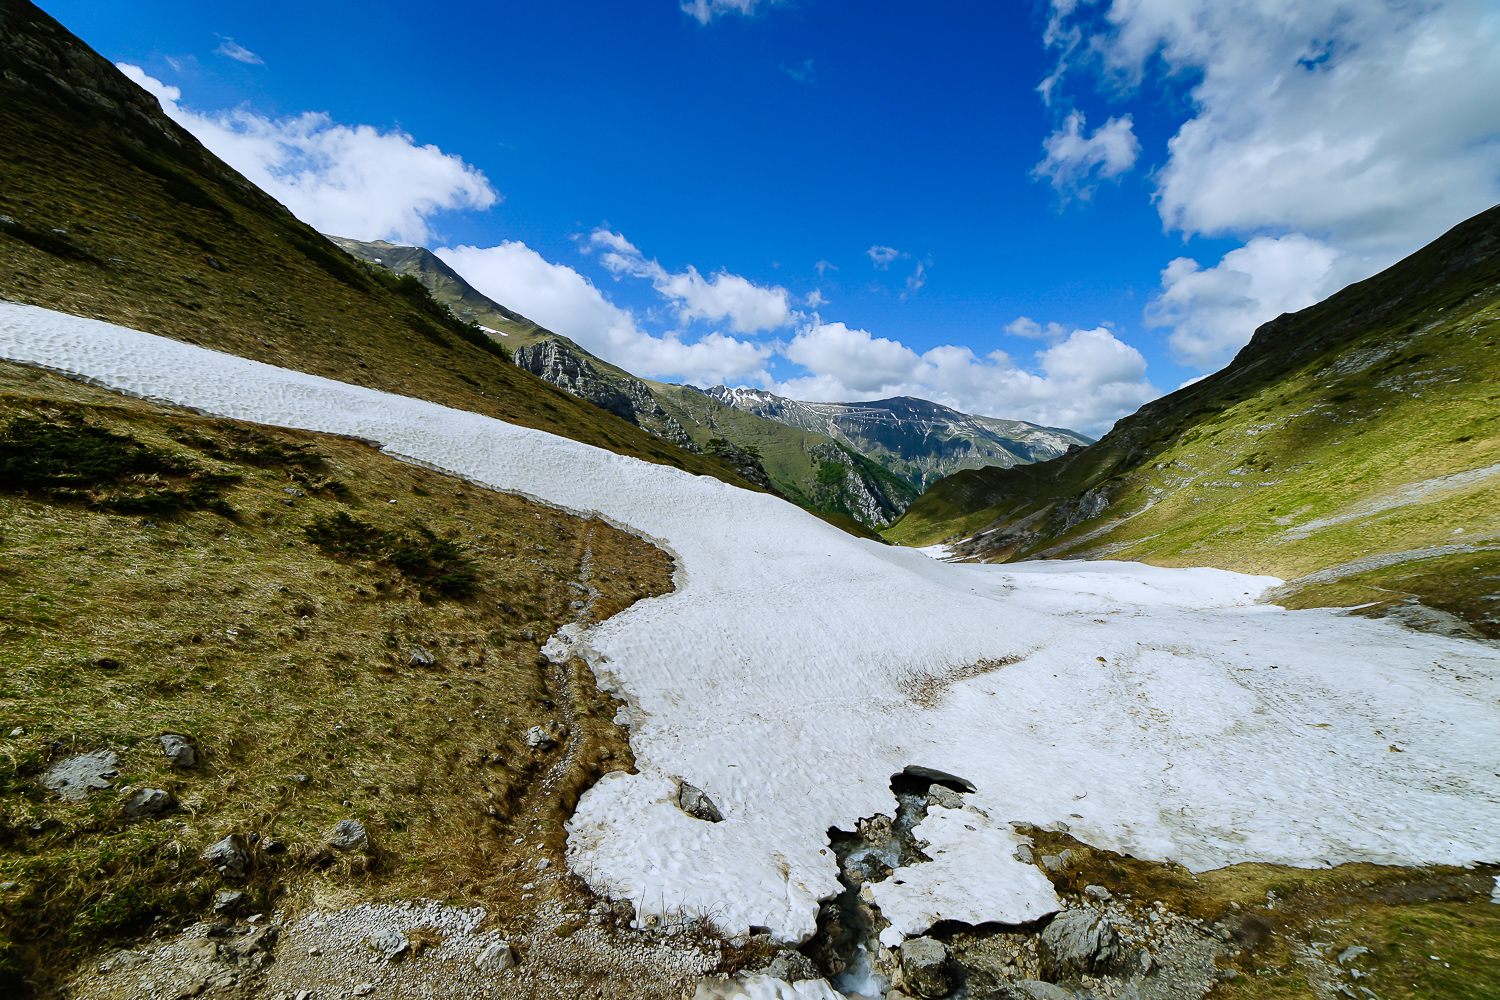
<box><xmin>774</xmin><ymin>320</ymin><xmax>1157</xmax><ymax>435</ymax></box>
<box><xmin>1044</xmin><ymin>0</ymin><xmax>1500</xmax><ymax>367</ymax></box>
<box><xmin>1033</xmin><ymin>111</ymin><xmax>1139</xmax><ymax>196</ymax></box>
<box><xmin>214</xmin><ymin>38</ymin><xmax>263</xmax><ymax>65</ymax></box>
<box><xmin>902</xmin><ymin>261</ymin><xmax>927</xmax><ymax>300</ymax></box>
<box><xmin>435</xmin><ymin>242</ymin><xmax>771</xmax><ymax>385</ymax></box>
<box><xmin>1146</xmin><ymin>234</ymin><xmax>1340</xmax><ymax>369</ymax></box>
<box><xmin>867</xmin><ymin>245</ymin><xmax>902</xmax><ymax>269</ymax></box>
<box><xmin>1005</xmin><ymin>317</ymin><xmax>1070</xmax><ymax>342</ymax></box>
<box><xmin>681</xmin><ymin>0</ymin><xmax>768</xmax><ymax>24</ymax></box>
<box><xmin>805</xmin><ymin>289</ymin><xmax>828</xmax><ymax>309</ymax></box>
<box><xmin>589</xmin><ymin>229</ymin><xmax>794</xmax><ymax>333</ymax></box>
<box><xmin>117</xmin><ymin>64</ymin><xmax>496</xmax><ymax>244</ymax></box>
<box><xmin>814</xmin><ymin>260</ymin><xmax>837</xmax><ymax>275</ymax></box>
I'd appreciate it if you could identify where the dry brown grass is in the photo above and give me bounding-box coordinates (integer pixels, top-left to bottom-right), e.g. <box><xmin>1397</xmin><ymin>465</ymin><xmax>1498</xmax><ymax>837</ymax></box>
<box><xmin>0</xmin><ymin>364</ymin><xmax>675</xmax><ymax>996</ymax></box>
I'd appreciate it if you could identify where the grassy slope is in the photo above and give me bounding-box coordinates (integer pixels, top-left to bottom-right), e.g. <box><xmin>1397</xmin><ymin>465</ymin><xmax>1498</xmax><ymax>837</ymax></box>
<box><xmin>885</xmin><ymin>204</ymin><xmax>1500</xmax><ymax>636</ymax></box>
<box><xmin>0</xmin><ymin>0</ymin><xmax>761</xmax><ymax>495</ymax></box>
<box><xmin>0</xmin><ymin>364</ymin><xmax>676</xmax><ymax>995</ymax></box>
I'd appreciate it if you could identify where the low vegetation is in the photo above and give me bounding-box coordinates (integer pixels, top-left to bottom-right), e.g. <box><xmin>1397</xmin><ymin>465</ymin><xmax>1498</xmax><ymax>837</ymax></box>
<box><xmin>0</xmin><ymin>365</ymin><xmax>675</xmax><ymax>996</ymax></box>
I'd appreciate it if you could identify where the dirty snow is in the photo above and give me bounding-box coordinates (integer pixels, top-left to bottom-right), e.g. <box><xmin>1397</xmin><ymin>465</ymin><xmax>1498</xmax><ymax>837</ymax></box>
<box><xmin>4</xmin><ymin>302</ymin><xmax>1499</xmax><ymax>949</ymax></box>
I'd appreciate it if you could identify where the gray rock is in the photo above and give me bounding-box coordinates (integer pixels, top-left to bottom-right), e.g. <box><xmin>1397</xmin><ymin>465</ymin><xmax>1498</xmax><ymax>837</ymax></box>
<box><xmin>213</xmin><ymin>890</ymin><xmax>244</xmax><ymax>913</ymax></box>
<box><xmin>989</xmin><ymin>980</ymin><xmax>1079</xmax><ymax>1000</ymax></box>
<box><xmin>160</xmin><ymin>733</ymin><xmax>196</xmax><ymax>767</ymax></box>
<box><xmin>1040</xmin><ymin>909</ymin><xmax>1124</xmax><ymax>976</ymax></box>
<box><xmin>1041</xmin><ymin>854</ymin><xmax>1064</xmax><ymax>873</ymax></box>
<box><xmin>474</xmin><ymin>940</ymin><xmax>517</xmax><ymax>971</ymax></box>
<box><xmin>122</xmin><ymin>787</ymin><xmax>174</xmax><ymax>818</ymax></box>
<box><xmin>42</xmin><ymin>750</ymin><xmax>119</xmax><ymax>800</ymax></box>
<box><xmin>1337</xmin><ymin>945</ymin><xmax>1370</xmax><ymax>965</ymax></box>
<box><xmin>1015</xmin><ymin>844</ymin><xmax>1034</xmax><ymax>864</ymax></box>
<box><xmin>201</xmin><ymin>834</ymin><xmax>250</xmax><ymax>879</ymax></box>
<box><xmin>407</xmin><ymin>648</ymin><xmax>435</xmax><ymax>668</ymax></box>
<box><xmin>353</xmin><ymin>985</ymin><xmax>374</xmax><ymax>997</ymax></box>
<box><xmin>926</xmin><ymin>785</ymin><xmax>965</xmax><ymax>810</ymax></box>
<box><xmin>1084</xmin><ymin>884</ymin><xmax>1112</xmax><ymax>902</ymax></box>
<box><xmin>326</xmin><ymin>818</ymin><xmax>368</xmax><ymax>852</ymax></box>
<box><xmin>524</xmin><ymin>726</ymin><xmax>557</xmax><ymax>750</ymax></box>
<box><xmin>367</xmin><ymin>927</ymin><xmax>408</xmax><ymax>960</ymax></box>
<box><xmin>224</xmin><ymin>924</ymin><xmax>277</xmax><ymax>958</ymax></box>
<box><xmin>764</xmin><ymin>950</ymin><xmax>818</xmax><ymax>982</ymax></box>
<box><xmin>898</xmin><ymin>937</ymin><xmax>955</xmax><ymax>999</ymax></box>
<box><xmin>678</xmin><ymin>781</ymin><xmax>724</xmax><ymax>823</ymax></box>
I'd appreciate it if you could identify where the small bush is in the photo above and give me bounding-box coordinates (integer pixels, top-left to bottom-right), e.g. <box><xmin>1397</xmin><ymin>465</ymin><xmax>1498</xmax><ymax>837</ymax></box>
<box><xmin>303</xmin><ymin>514</ymin><xmax>478</xmax><ymax>599</ymax></box>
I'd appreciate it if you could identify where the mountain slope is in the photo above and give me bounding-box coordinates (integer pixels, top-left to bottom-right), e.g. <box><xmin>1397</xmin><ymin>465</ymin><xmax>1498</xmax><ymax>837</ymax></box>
<box><xmin>704</xmin><ymin>387</ymin><xmax>1092</xmax><ymax>491</ymax></box>
<box><xmin>328</xmin><ymin>237</ymin><xmax>921</xmax><ymax>526</ymax></box>
<box><xmin>0</xmin><ymin>0</ymin><xmax>764</xmax><ymax>494</ymax></box>
<box><xmin>886</xmin><ymin>203</ymin><xmax>1500</xmax><ymax>636</ymax></box>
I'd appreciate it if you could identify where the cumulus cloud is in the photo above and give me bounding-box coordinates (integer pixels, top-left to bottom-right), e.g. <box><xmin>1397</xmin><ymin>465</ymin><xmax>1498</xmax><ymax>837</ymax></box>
<box><xmin>1033</xmin><ymin>111</ymin><xmax>1139</xmax><ymax>196</ymax></box>
<box><xmin>774</xmin><ymin>320</ymin><xmax>1157</xmax><ymax>435</ymax></box>
<box><xmin>1146</xmin><ymin>234</ymin><xmax>1340</xmax><ymax>369</ymax></box>
<box><xmin>588</xmin><ymin>229</ymin><xmax>794</xmax><ymax>333</ymax></box>
<box><xmin>435</xmin><ymin>242</ymin><xmax>771</xmax><ymax>385</ymax></box>
<box><xmin>805</xmin><ymin>289</ymin><xmax>828</xmax><ymax>309</ymax></box>
<box><xmin>214</xmin><ymin>38</ymin><xmax>263</xmax><ymax>65</ymax></box>
<box><xmin>867</xmin><ymin>245</ymin><xmax>902</xmax><ymax>269</ymax></box>
<box><xmin>1044</xmin><ymin>0</ymin><xmax>1500</xmax><ymax>367</ymax></box>
<box><xmin>681</xmin><ymin>0</ymin><xmax>769</xmax><ymax>25</ymax></box>
<box><xmin>1005</xmin><ymin>317</ymin><xmax>1070</xmax><ymax>342</ymax></box>
<box><xmin>117</xmin><ymin>64</ymin><xmax>495</xmax><ymax>244</ymax></box>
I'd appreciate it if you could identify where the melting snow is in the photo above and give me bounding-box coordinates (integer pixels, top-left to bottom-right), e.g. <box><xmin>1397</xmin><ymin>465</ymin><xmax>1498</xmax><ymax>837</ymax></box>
<box><xmin>3</xmin><ymin>302</ymin><xmax>1498</xmax><ymax>947</ymax></box>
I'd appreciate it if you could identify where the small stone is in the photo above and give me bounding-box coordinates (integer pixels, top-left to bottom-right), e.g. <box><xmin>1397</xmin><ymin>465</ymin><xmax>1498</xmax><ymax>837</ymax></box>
<box><xmin>291</xmin><ymin>774</ymin><xmax>310</xmax><ymax>785</ymax></box>
<box><xmin>1058</xmin><ymin>848</ymin><xmax>1075</xmax><ymax>867</ymax></box>
<box><xmin>678</xmin><ymin>781</ymin><xmax>724</xmax><ymax>823</ymax></box>
<box><xmin>1338</xmin><ymin>945</ymin><xmax>1371</xmax><ymax>965</ymax></box>
<box><xmin>325</xmin><ymin>818</ymin><xmax>368</xmax><ymax>852</ymax></box>
<box><xmin>898</xmin><ymin>937</ymin><xmax>954</xmax><ymax>999</ymax></box>
<box><xmin>283</xmin><ymin>488</ymin><xmax>305</xmax><ymax>497</ymax></box>
<box><xmin>42</xmin><ymin>750</ymin><xmax>119</xmax><ymax>800</ymax></box>
<box><xmin>524</xmin><ymin>726</ymin><xmax>556</xmax><ymax>750</ymax></box>
<box><xmin>407</xmin><ymin>648</ymin><xmax>435</xmax><ymax>668</ymax></box>
<box><xmin>764</xmin><ymin>950</ymin><xmax>818</xmax><ymax>982</ymax></box>
<box><xmin>366</xmin><ymin>928</ymin><xmax>407</xmax><ymax>960</ymax></box>
<box><xmin>1015</xmin><ymin>844</ymin><xmax>1034</xmax><ymax>864</ymax></box>
<box><xmin>160</xmin><ymin>733</ymin><xmax>196</xmax><ymax>767</ymax></box>
<box><xmin>200</xmin><ymin>834</ymin><xmax>250</xmax><ymax>879</ymax></box>
<box><xmin>1139</xmin><ymin>948</ymin><xmax>1154</xmax><ymax>973</ymax></box>
<box><xmin>8</xmin><ymin>727</ymin><xmax>22</xmax><ymax>737</ymax></box>
<box><xmin>352</xmin><ymin>985</ymin><xmax>374</xmax><ymax>997</ymax></box>
<box><xmin>1084</xmin><ymin>884</ymin><xmax>1112</xmax><ymax>902</ymax></box>
<box><xmin>1041</xmin><ymin>854</ymin><xmax>1064</xmax><ymax>873</ymax></box>
<box><xmin>122</xmin><ymin>787</ymin><xmax>175</xmax><ymax>818</ymax></box>
<box><xmin>474</xmin><ymin>941</ymin><xmax>517</xmax><ymax>971</ymax></box>
<box><xmin>213</xmin><ymin>889</ymin><xmax>245</xmax><ymax>913</ymax></box>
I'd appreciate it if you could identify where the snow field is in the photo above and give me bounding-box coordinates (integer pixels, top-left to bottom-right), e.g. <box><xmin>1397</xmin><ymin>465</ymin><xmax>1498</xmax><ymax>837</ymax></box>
<box><xmin>4</xmin><ymin>301</ymin><xmax>1498</xmax><ymax>949</ymax></box>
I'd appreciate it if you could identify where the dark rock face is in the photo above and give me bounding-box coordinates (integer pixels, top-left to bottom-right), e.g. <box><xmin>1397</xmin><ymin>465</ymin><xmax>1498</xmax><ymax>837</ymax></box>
<box><xmin>513</xmin><ymin>339</ymin><xmax>696</xmax><ymax>450</ymax></box>
<box><xmin>899</xmin><ymin>936</ymin><xmax>956</xmax><ymax>998</ymax></box>
<box><xmin>677</xmin><ymin>781</ymin><xmax>724</xmax><ymax>823</ymax></box>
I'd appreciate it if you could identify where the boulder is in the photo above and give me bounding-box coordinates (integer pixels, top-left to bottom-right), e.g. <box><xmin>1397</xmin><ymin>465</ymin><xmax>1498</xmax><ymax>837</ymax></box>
<box><xmin>898</xmin><ymin>937</ymin><xmax>955</xmax><ymax>999</ymax></box>
<box><xmin>678</xmin><ymin>781</ymin><xmax>724</xmax><ymax>823</ymax></box>
<box><xmin>926</xmin><ymin>785</ymin><xmax>965</xmax><ymax>810</ymax></box>
<box><xmin>42</xmin><ymin>750</ymin><xmax>119</xmax><ymax>800</ymax></box>
<box><xmin>474</xmin><ymin>940</ymin><xmax>517</xmax><ymax>971</ymax></box>
<box><xmin>122</xmin><ymin>787</ymin><xmax>174</xmax><ymax>818</ymax></box>
<box><xmin>325</xmin><ymin>818</ymin><xmax>368</xmax><ymax>852</ymax></box>
<box><xmin>1040</xmin><ymin>909</ymin><xmax>1124</xmax><ymax>976</ymax></box>
<box><xmin>213</xmin><ymin>890</ymin><xmax>244</xmax><ymax>913</ymax></box>
<box><xmin>367</xmin><ymin>927</ymin><xmax>408</xmax><ymax>960</ymax></box>
<box><xmin>201</xmin><ymin>835</ymin><xmax>250</xmax><ymax>879</ymax></box>
<box><xmin>524</xmin><ymin>726</ymin><xmax>557</xmax><ymax>750</ymax></box>
<box><xmin>159</xmin><ymin>733</ymin><xmax>196</xmax><ymax>767</ymax></box>
<box><xmin>764</xmin><ymin>949</ymin><xmax>819</xmax><ymax>982</ymax></box>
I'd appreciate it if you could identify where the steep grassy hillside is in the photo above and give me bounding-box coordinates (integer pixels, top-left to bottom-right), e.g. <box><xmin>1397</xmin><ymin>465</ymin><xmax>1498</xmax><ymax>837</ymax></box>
<box><xmin>0</xmin><ymin>362</ymin><xmax>676</xmax><ymax>996</ymax></box>
<box><xmin>885</xmin><ymin>204</ymin><xmax>1500</xmax><ymax>636</ymax></box>
<box><xmin>0</xmin><ymin>0</ymin><xmax>761</xmax><ymax>494</ymax></box>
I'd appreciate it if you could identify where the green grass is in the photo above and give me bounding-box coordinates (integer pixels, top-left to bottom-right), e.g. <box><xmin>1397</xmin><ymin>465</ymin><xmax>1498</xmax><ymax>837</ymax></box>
<box><xmin>883</xmin><ymin>203</ymin><xmax>1500</xmax><ymax>633</ymax></box>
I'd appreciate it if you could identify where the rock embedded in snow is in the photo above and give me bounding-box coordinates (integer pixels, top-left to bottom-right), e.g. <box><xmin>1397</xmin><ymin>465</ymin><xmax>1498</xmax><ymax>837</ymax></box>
<box><xmin>678</xmin><ymin>781</ymin><xmax>725</xmax><ymax>823</ymax></box>
<box><xmin>326</xmin><ymin>819</ymin><xmax>368</xmax><ymax>852</ymax></box>
<box><xmin>159</xmin><ymin>733</ymin><xmax>196</xmax><ymax>767</ymax></box>
<box><xmin>1040</xmin><ymin>909</ymin><xmax>1123</xmax><ymax>977</ymax></box>
<box><xmin>42</xmin><ymin>750</ymin><xmax>118</xmax><ymax>800</ymax></box>
<box><xmin>926</xmin><ymin>785</ymin><xmax>965</xmax><ymax>810</ymax></box>
<box><xmin>898</xmin><ymin>937</ymin><xmax>955</xmax><ymax>998</ymax></box>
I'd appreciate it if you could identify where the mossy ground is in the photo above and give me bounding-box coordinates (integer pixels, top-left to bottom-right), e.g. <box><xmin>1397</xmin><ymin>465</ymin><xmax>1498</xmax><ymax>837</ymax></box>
<box><xmin>1026</xmin><ymin>828</ymin><xmax>1500</xmax><ymax>1000</ymax></box>
<box><xmin>0</xmin><ymin>364</ymin><xmax>676</xmax><ymax>997</ymax></box>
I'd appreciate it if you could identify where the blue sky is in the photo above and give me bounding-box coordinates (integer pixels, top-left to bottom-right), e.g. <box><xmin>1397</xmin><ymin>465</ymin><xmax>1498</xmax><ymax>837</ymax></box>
<box><xmin>43</xmin><ymin>0</ymin><xmax>1500</xmax><ymax>434</ymax></box>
